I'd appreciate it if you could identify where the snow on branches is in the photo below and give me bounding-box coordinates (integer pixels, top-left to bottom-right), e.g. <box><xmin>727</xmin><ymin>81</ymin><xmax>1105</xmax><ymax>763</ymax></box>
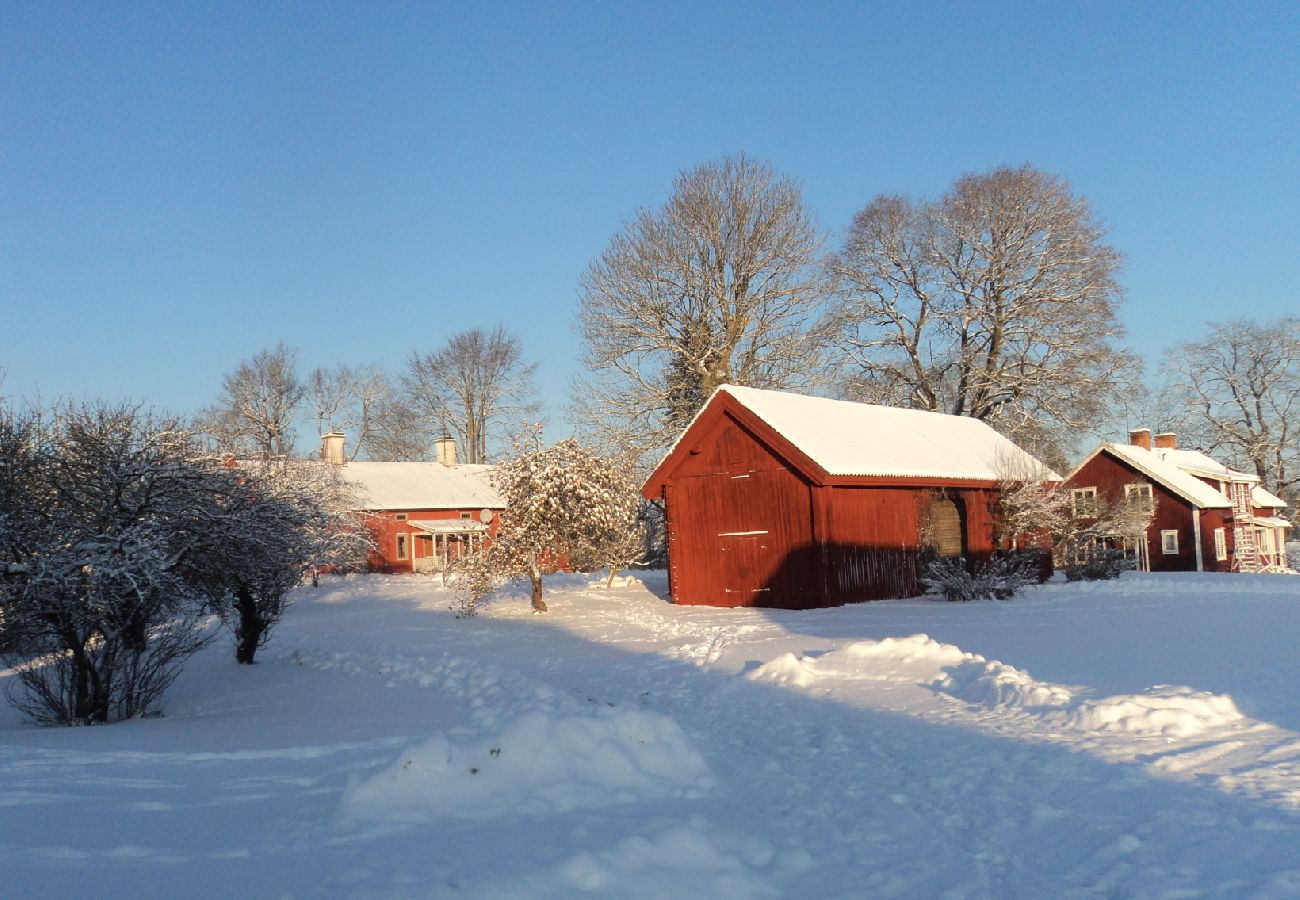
<box><xmin>451</xmin><ymin>436</ymin><xmax>644</xmax><ymax>615</ymax></box>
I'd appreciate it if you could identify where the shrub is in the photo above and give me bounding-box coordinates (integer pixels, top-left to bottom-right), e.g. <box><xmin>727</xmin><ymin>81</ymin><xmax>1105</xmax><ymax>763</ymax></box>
<box><xmin>1064</xmin><ymin>547</ymin><xmax>1130</xmax><ymax>582</ymax></box>
<box><xmin>922</xmin><ymin>553</ymin><xmax>1037</xmax><ymax>602</ymax></box>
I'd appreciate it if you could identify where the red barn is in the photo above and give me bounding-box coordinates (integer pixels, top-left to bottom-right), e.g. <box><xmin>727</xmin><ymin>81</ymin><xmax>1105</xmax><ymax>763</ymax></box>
<box><xmin>642</xmin><ymin>386</ymin><xmax>1059</xmax><ymax>609</ymax></box>
<box><xmin>1066</xmin><ymin>430</ymin><xmax>1292</xmax><ymax>572</ymax></box>
<box><xmin>323</xmin><ymin>433</ymin><xmax>505</xmax><ymax>573</ymax></box>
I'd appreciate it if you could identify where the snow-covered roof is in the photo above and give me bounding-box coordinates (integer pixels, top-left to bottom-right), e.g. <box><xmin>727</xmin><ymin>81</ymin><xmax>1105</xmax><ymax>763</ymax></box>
<box><xmin>1250</xmin><ymin>515</ymin><xmax>1293</xmax><ymax>529</ymax></box>
<box><xmin>688</xmin><ymin>385</ymin><xmax>1061</xmax><ymax>482</ymax></box>
<box><xmin>1085</xmin><ymin>443</ymin><xmax>1232</xmax><ymax>509</ymax></box>
<box><xmin>1253</xmin><ymin>485</ymin><xmax>1288</xmax><ymax>510</ymax></box>
<box><xmin>335</xmin><ymin>462</ymin><xmax>504</xmax><ymax>511</ymax></box>
<box><xmin>1157</xmin><ymin>448</ymin><xmax>1260</xmax><ymax>483</ymax></box>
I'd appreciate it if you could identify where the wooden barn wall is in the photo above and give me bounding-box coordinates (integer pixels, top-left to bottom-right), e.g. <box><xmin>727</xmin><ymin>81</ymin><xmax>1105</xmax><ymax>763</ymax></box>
<box><xmin>1068</xmin><ymin>452</ymin><xmax>1201</xmax><ymax>572</ymax></box>
<box><xmin>662</xmin><ymin>414</ymin><xmax>818</xmax><ymax>608</ymax></box>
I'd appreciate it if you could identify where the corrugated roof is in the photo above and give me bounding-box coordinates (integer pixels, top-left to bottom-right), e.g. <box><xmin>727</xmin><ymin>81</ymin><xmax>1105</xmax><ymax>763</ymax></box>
<box><xmin>1092</xmin><ymin>443</ymin><xmax>1232</xmax><ymax>509</ymax></box>
<box><xmin>335</xmin><ymin>462</ymin><xmax>504</xmax><ymax>511</ymax></box>
<box><xmin>703</xmin><ymin>385</ymin><xmax>1061</xmax><ymax>482</ymax></box>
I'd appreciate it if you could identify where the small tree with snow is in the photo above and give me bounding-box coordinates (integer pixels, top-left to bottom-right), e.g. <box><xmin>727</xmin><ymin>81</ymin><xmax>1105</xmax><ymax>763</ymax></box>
<box><xmin>452</xmin><ymin>436</ymin><xmax>642</xmax><ymax>614</ymax></box>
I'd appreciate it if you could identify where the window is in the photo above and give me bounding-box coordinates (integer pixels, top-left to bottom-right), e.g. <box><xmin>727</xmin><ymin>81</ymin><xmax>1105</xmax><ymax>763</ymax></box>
<box><xmin>460</xmin><ymin>511</ymin><xmax>472</xmax><ymax>520</ymax></box>
<box><xmin>1071</xmin><ymin>487</ymin><xmax>1098</xmax><ymax>517</ymax></box>
<box><xmin>1214</xmin><ymin>528</ymin><xmax>1227</xmax><ymax>561</ymax></box>
<box><xmin>1161</xmin><ymin>530</ymin><xmax>1179</xmax><ymax>555</ymax></box>
<box><xmin>1124</xmin><ymin>483</ymin><xmax>1154</xmax><ymax>513</ymax></box>
<box><xmin>395</xmin><ymin>513</ymin><xmax>408</xmax><ymax>521</ymax></box>
<box><xmin>395</xmin><ymin>533</ymin><xmax>409</xmax><ymax>561</ymax></box>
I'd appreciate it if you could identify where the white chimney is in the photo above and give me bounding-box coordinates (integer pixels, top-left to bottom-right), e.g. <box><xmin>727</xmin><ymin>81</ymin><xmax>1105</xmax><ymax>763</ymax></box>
<box><xmin>435</xmin><ymin>436</ymin><xmax>457</xmax><ymax>467</ymax></box>
<box><xmin>321</xmin><ymin>431</ymin><xmax>346</xmax><ymax>465</ymax></box>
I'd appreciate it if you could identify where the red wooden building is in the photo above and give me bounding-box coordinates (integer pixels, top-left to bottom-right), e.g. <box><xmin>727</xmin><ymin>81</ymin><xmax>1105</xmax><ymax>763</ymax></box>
<box><xmin>322</xmin><ymin>433</ymin><xmax>505</xmax><ymax>573</ymax></box>
<box><xmin>1065</xmin><ymin>429</ymin><xmax>1292</xmax><ymax>573</ymax></box>
<box><xmin>642</xmin><ymin>386</ymin><xmax>1059</xmax><ymax>609</ymax></box>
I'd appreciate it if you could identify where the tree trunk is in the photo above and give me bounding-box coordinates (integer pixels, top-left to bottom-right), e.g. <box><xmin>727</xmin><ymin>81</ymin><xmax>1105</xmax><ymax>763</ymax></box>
<box><xmin>530</xmin><ymin>573</ymin><xmax>547</xmax><ymax>613</ymax></box>
<box><xmin>235</xmin><ymin>586</ymin><xmax>264</xmax><ymax>664</ymax></box>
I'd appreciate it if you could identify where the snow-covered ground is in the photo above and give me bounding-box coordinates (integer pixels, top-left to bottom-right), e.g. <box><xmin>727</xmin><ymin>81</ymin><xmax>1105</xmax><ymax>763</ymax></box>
<box><xmin>3</xmin><ymin>571</ymin><xmax>1300</xmax><ymax>898</ymax></box>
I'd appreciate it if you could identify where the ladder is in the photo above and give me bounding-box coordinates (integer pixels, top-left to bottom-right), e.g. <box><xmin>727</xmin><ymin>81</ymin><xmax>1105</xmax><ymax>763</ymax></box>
<box><xmin>1230</xmin><ymin>481</ymin><xmax>1260</xmax><ymax>573</ymax></box>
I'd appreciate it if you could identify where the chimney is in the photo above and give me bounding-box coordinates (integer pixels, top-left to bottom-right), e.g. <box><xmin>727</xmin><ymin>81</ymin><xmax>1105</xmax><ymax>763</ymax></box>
<box><xmin>1154</xmin><ymin>432</ymin><xmax>1177</xmax><ymax>449</ymax></box>
<box><xmin>1128</xmin><ymin>428</ymin><xmax>1152</xmax><ymax>450</ymax></box>
<box><xmin>321</xmin><ymin>431</ymin><xmax>346</xmax><ymax>465</ymax></box>
<box><xmin>434</xmin><ymin>436</ymin><xmax>458</xmax><ymax>467</ymax></box>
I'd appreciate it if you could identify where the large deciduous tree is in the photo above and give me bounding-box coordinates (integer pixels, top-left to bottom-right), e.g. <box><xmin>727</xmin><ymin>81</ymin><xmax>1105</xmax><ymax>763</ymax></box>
<box><xmin>401</xmin><ymin>326</ymin><xmax>538</xmax><ymax>464</ymax></box>
<box><xmin>202</xmin><ymin>343</ymin><xmax>304</xmax><ymax>459</ymax></box>
<box><xmin>1163</xmin><ymin>317</ymin><xmax>1300</xmax><ymax>514</ymax></box>
<box><xmin>575</xmin><ymin>153</ymin><xmax>832</xmax><ymax>457</ymax></box>
<box><xmin>826</xmin><ymin>164</ymin><xmax>1138</xmax><ymax>458</ymax></box>
<box><xmin>306</xmin><ymin>363</ymin><xmax>393</xmax><ymax>461</ymax></box>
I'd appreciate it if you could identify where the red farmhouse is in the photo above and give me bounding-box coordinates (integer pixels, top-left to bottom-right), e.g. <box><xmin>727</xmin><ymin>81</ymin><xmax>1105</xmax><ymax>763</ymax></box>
<box><xmin>642</xmin><ymin>386</ymin><xmax>1059</xmax><ymax>609</ymax></box>
<box><xmin>322</xmin><ymin>433</ymin><xmax>505</xmax><ymax>573</ymax></box>
<box><xmin>1066</xmin><ymin>430</ymin><xmax>1291</xmax><ymax>573</ymax></box>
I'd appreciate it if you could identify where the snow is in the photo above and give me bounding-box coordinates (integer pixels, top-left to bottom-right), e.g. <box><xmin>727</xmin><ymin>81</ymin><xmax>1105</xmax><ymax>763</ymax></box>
<box><xmin>669</xmin><ymin>385</ymin><xmax>1061</xmax><ymax>481</ymax></box>
<box><xmin>4</xmin><ymin>570</ymin><xmax>1300</xmax><ymax>897</ymax></box>
<box><xmin>1254</xmin><ymin>484</ymin><xmax>1288</xmax><ymax>509</ymax></box>
<box><xmin>334</xmin><ymin>461</ymin><xmax>504</xmax><ymax>510</ymax></box>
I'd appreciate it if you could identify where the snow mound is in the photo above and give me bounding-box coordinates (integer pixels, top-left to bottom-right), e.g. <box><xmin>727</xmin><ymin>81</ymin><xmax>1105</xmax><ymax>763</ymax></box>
<box><xmin>529</xmin><ymin>824</ymin><xmax>784</xmax><ymax>899</ymax></box>
<box><xmin>936</xmin><ymin>658</ymin><xmax>1075</xmax><ymax>710</ymax></box>
<box><xmin>340</xmin><ymin>708</ymin><xmax>713</xmax><ymax>823</ymax></box>
<box><xmin>1063</xmin><ymin>687</ymin><xmax>1245</xmax><ymax>738</ymax></box>
<box><xmin>747</xmin><ymin>634</ymin><xmax>969</xmax><ymax>687</ymax></box>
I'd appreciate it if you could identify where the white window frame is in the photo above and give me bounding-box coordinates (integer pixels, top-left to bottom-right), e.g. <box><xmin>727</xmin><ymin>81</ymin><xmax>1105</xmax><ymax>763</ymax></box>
<box><xmin>395</xmin><ymin>513</ymin><xmax>408</xmax><ymax>521</ymax></box>
<box><xmin>1124</xmin><ymin>483</ymin><xmax>1154</xmax><ymax>512</ymax></box>
<box><xmin>1214</xmin><ymin>528</ymin><xmax>1227</xmax><ymax>561</ymax></box>
<box><xmin>1161</xmin><ymin>530</ymin><xmax>1179</xmax><ymax>555</ymax></box>
<box><xmin>395</xmin><ymin>533</ymin><xmax>409</xmax><ymax>561</ymax></box>
<box><xmin>1071</xmin><ymin>487</ymin><xmax>1098</xmax><ymax>517</ymax></box>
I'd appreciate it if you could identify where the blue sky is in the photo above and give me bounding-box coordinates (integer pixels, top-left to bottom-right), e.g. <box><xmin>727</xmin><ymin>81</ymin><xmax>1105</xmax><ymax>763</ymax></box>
<box><xmin>3</xmin><ymin>2</ymin><xmax>1297</xmax><ymax>446</ymax></box>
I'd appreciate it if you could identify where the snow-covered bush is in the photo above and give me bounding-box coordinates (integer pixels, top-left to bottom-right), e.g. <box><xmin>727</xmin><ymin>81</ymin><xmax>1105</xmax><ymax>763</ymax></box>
<box><xmin>0</xmin><ymin>404</ymin><xmax>218</xmax><ymax>724</ymax></box>
<box><xmin>922</xmin><ymin>553</ymin><xmax>1037</xmax><ymax>602</ymax></box>
<box><xmin>1064</xmin><ymin>546</ymin><xmax>1130</xmax><ymax>582</ymax></box>
<box><xmin>451</xmin><ymin>435</ymin><xmax>643</xmax><ymax>614</ymax></box>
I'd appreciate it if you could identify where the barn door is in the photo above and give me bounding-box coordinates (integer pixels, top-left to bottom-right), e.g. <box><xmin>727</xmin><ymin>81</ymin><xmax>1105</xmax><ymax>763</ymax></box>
<box><xmin>930</xmin><ymin>496</ymin><xmax>965</xmax><ymax>558</ymax></box>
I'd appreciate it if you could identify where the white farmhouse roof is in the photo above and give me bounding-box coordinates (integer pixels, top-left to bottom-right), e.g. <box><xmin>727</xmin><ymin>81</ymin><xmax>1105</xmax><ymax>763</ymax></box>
<box><xmin>335</xmin><ymin>462</ymin><xmax>504</xmax><ymax>511</ymax></box>
<box><xmin>1253</xmin><ymin>485</ymin><xmax>1288</xmax><ymax>509</ymax></box>
<box><xmin>706</xmin><ymin>385</ymin><xmax>1061</xmax><ymax>482</ymax></box>
<box><xmin>1157</xmin><ymin>448</ymin><xmax>1260</xmax><ymax>483</ymax></box>
<box><xmin>1087</xmin><ymin>443</ymin><xmax>1232</xmax><ymax>509</ymax></box>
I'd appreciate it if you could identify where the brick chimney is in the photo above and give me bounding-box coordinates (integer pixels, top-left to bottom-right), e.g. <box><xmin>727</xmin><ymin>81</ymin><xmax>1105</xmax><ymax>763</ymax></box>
<box><xmin>321</xmin><ymin>431</ymin><xmax>346</xmax><ymax>465</ymax></box>
<box><xmin>1128</xmin><ymin>428</ymin><xmax>1152</xmax><ymax>450</ymax></box>
<box><xmin>1154</xmin><ymin>432</ymin><xmax>1177</xmax><ymax>450</ymax></box>
<box><xmin>434</xmin><ymin>436</ymin><xmax>458</xmax><ymax>467</ymax></box>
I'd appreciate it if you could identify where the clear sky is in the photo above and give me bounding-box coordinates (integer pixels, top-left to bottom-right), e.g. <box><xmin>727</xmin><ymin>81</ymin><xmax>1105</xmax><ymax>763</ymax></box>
<box><xmin>3</xmin><ymin>1</ymin><xmax>1297</xmax><ymax>447</ymax></box>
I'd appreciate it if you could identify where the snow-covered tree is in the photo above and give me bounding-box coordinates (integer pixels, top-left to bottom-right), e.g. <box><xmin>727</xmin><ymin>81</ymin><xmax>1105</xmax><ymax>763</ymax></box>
<box><xmin>0</xmin><ymin>403</ymin><xmax>217</xmax><ymax>724</ymax></box>
<box><xmin>190</xmin><ymin>459</ymin><xmax>372</xmax><ymax>664</ymax></box>
<box><xmin>452</xmin><ymin>436</ymin><xmax>643</xmax><ymax>614</ymax></box>
<box><xmin>574</xmin><ymin>153</ymin><xmax>832</xmax><ymax>459</ymax></box>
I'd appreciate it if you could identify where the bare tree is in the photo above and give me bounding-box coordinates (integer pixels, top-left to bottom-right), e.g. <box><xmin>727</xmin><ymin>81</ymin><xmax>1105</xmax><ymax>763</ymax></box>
<box><xmin>202</xmin><ymin>343</ymin><xmax>304</xmax><ymax>459</ymax></box>
<box><xmin>1162</xmin><ymin>317</ymin><xmax>1299</xmax><ymax>516</ymax></box>
<box><xmin>401</xmin><ymin>326</ymin><xmax>538</xmax><ymax>464</ymax></box>
<box><xmin>574</xmin><ymin>153</ymin><xmax>832</xmax><ymax>457</ymax></box>
<box><xmin>307</xmin><ymin>363</ymin><xmax>393</xmax><ymax>461</ymax></box>
<box><xmin>826</xmin><ymin>165</ymin><xmax>1139</xmax><ymax>458</ymax></box>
